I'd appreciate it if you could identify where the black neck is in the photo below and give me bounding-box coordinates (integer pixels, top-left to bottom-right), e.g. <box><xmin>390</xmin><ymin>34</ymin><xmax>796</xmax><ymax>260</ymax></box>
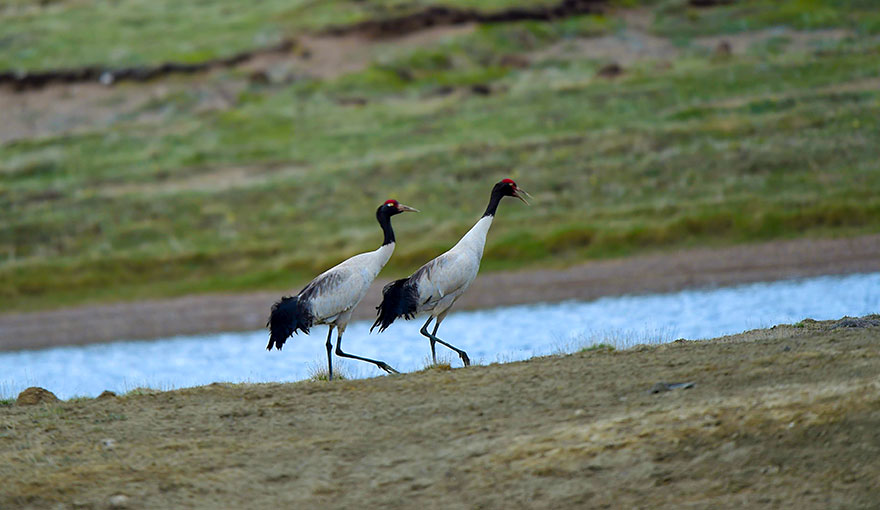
<box><xmin>482</xmin><ymin>187</ymin><xmax>505</xmax><ymax>218</ymax></box>
<box><xmin>377</xmin><ymin>209</ymin><xmax>395</xmax><ymax>246</ymax></box>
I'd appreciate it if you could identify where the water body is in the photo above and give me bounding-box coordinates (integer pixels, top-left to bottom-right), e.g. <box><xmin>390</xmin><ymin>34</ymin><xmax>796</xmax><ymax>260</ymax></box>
<box><xmin>2</xmin><ymin>272</ymin><xmax>878</xmax><ymax>400</ymax></box>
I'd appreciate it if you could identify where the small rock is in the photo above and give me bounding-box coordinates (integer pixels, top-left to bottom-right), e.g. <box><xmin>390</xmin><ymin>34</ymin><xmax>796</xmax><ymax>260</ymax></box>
<box><xmin>101</xmin><ymin>438</ymin><xmax>117</xmax><ymax>450</ymax></box>
<box><xmin>597</xmin><ymin>62</ymin><xmax>623</xmax><ymax>78</ymax></box>
<box><xmin>650</xmin><ymin>382</ymin><xmax>695</xmax><ymax>394</ymax></box>
<box><xmin>394</xmin><ymin>68</ymin><xmax>414</xmax><ymax>81</ymax></box>
<box><xmin>499</xmin><ymin>54</ymin><xmax>530</xmax><ymax>69</ymax></box>
<box><xmin>97</xmin><ymin>390</ymin><xmax>117</xmax><ymax>400</ymax></box>
<box><xmin>108</xmin><ymin>494</ymin><xmax>129</xmax><ymax>509</ymax></box>
<box><xmin>336</xmin><ymin>96</ymin><xmax>368</xmax><ymax>106</ymax></box>
<box><xmin>16</xmin><ymin>387</ymin><xmax>59</xmax><ymax>406</ymax></box>
<box><xmin>690</xmin><ymin>0</ymin><xmax>736</xmax><ymax>6</ymax></box>
<box><xmin>248</xmin><ymin>70</ymin><xmax>270</xmax><ymax>85</ymax></box>
<box><xmin>714</xmin><ymin>41</ymin><xmax>733</xmax><ymax>59</ymax></box>
<box><xmin>831</xmin><ymin>317</ymin><xmax>880</xmax><ymax>329</ymax></box>
<box><xmin>425</xmin><ymin>85</ymin><xmax>455</xmax><ymax>98</ymax></box>
<box><xmin>470</xmin><ymin>84</ymin><xmax>492</xmax><ymax>96</ymax></box>
<box><xmin>99</xmin><ymin>71</ymin><xmax>115</xmax><ymax>86</ymax></box>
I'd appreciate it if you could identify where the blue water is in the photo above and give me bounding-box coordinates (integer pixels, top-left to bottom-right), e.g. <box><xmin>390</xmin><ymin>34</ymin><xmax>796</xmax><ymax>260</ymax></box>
<box><xmin>2</xmin><ymin>272</ymin><xmax>878</xmax><ymax>399</ymax></box>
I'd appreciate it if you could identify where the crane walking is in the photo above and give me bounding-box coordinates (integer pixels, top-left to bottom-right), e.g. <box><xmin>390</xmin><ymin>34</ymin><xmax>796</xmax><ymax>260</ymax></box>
<box><xmin>371</xmin><ymin>179</ymin><xmax>530</xmax><ymax>367</ymax></box>
<box><xmin>267</xmin><ymin>199</ymin><xmax>418</xmax><ymax>380</ymax></box>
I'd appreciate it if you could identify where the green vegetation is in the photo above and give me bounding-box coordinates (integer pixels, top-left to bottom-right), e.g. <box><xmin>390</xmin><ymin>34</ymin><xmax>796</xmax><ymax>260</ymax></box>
<box><xmin>3</xmin><ymin>0</ymin><xmax>876</xmax><ymax>72</ymax></box>
<box><xmin>420</xmin><ymin>359</ymin><xmax>455</xmax><ymax>372</ymax></box>
<box><xmin>654</xmin><ymin>0</ymin><xmax>880</xmax><ymax>37</ymax></box>
<box><xmin>0</xmin><ymin>0</ymin><xmax>569</xmax><ymax>71</ymax></box>
<box><xmin>308</xmin><ymin>367</ymin><xmax>351</xmax><ymax>382</ymax></box>
<box><xmin>122</xmin><ymin>387</ymin><xmax>164</xmax><ymax>397</ymax></box>
<box><xmin>2</xmin><ymin>1</ymin><xmax>879</xmax><ymax>313</ymax></box>
<box><xmin>581</xmin><ymin>343</ymin><xmax>616</xmax><ymax>352</ymax></box>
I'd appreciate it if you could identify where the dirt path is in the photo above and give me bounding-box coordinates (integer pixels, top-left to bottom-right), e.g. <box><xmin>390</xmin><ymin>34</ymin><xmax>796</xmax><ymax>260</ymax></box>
<box><xmin>2</xmin><ymin>234</ymin><xmax>879</xmax><ymax>351</ymax></box>
<box><xmin>2</xmin><ymin>317</ymin><xmax>879</xmax><ymax>508</ymax></box>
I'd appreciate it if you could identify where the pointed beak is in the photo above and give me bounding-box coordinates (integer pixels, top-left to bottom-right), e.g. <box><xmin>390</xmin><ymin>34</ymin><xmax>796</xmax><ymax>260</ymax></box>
<box><xmin>398</xmin><ymin>204</ymin><xmax>419</xmax><ymax>213</ymax></box>
<box><xmin>513</xmin><ymin>188</ymin><xmax>532</xmax><ymax>205</ymax></box>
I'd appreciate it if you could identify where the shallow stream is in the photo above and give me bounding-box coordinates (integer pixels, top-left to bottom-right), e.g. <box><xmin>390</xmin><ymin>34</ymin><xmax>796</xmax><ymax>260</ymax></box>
<box><xmin>2</xmin><ymin>272</ymin><xmax>878</xmax><ymax>399</ymax></box>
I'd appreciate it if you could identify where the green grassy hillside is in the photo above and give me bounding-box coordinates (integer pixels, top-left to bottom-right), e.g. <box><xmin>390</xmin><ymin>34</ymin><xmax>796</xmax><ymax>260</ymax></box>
<box><xmin>2</xmin><ymin>0</ymin><xmax>879</xmax><ymax>312</ymax></box>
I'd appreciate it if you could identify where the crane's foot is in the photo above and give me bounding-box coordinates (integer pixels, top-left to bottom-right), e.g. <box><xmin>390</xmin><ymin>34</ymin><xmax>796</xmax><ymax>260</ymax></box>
<box><xmin>377</xmin><ymin>362</ymin><xmax>400</xmax><ymax>374</ymax></box>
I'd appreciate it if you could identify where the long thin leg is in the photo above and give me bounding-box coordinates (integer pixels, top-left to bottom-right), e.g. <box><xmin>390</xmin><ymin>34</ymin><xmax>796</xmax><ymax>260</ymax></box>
<box><xmin>420</xmin><ymin>315</ymin><xmax>470</xmax><ymax>367</ymax></box>
<box><xmin>325</xmin><ymin>326</ymin><xmax>334</xmax><ymax>381</ymax></box>
<box><xmin>421</xmin><ymin>317</ymin><xmax>437</xmax><ymax>364</ymax></box>
<box><xmin>335</xmin><ymin>329</ymin><xmax>399</xmax><ymax>375</ymax></box>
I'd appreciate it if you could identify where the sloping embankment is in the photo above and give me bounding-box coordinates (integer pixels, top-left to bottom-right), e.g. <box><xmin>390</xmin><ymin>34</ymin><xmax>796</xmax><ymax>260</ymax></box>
<box><xmin>1</xmin><ymin>316</ymin><xmax>879</xmax><ymax>508</ymax></box>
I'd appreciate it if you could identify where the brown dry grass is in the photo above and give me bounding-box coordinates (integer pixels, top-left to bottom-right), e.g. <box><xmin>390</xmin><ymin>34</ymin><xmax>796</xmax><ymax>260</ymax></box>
<box><xmin>2</xmin><ymin>317</ymin><xmax>879</xmax><ymax>509</ymax></box>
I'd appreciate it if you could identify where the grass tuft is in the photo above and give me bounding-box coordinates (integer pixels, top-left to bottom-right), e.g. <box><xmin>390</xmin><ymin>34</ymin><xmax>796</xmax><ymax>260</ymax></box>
<box><xmin>307</xmin><ymin>364</ymin><xmax>352</xmax><ymax>382</ymax></box>
<box><xmin>123</xmin><ymin>387</ymin><xmax>163</xmax><ymax>397</ymax></box>
<box><xmin>420</xmin><ymin>361</ymin><xmax>454</xmax><ymax>372</ymax></box>
<box><xmin>580</xmin><ymin>343</ymin><xmax>616</xmax><ymax>353</ymax></box>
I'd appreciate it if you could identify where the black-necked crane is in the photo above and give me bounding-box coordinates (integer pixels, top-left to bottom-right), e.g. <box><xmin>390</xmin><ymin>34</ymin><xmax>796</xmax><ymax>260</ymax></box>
<box><xmin>371</xmin><ymin>179</ymin><xmax>530</xmax><ymax>366</ymax></box>
<box><xmin>267</xmin><ymin>199</ymin><xmax>418</xmax><ymax>380</ymax></box>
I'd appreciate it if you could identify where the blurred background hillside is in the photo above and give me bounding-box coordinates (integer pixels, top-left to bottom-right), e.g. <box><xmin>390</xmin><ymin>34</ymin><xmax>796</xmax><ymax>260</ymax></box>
<box><xmin>2</xmin><ymin>0</ymin><xmax>879</xmax><ymax>314</ymax></box>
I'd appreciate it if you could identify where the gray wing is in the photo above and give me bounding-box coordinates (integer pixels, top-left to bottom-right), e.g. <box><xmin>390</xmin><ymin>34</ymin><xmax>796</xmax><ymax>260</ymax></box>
<box><xmin>412</xmin><ymin>250</ymin><xmax>479</xmax><ymax>309</ymax></box>
<box><xmin>299</xmin><ymin>266</ymin><xmax>371</xmax><ymax>322</ymax></box>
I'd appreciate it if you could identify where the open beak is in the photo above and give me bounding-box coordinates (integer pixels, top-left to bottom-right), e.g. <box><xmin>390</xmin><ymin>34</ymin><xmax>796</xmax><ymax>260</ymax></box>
<box><xmin>513</xmin><ymin>188</ymin><xmax>532</xmax><ymax>205</ymax></box>
<box><xmin>398</xmin><ymin>204</ymin><xmax>419</xmax><ymax>213</ymax></box>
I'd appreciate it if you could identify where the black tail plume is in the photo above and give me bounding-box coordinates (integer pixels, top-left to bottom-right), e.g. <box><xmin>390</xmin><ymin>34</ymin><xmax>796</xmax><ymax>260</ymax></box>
<box><xmin>371</xmin><ymin>277</ymin><xmax>419</xmax><ymax>333</ymax></box>
<box><xmin>266</xmin><ymin>296</ymin><xmax>312</xmax><ymax>350</ymax></box>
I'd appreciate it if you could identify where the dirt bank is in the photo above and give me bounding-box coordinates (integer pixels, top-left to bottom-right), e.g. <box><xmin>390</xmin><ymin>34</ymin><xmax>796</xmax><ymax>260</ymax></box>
<box><xmin>2</xmin><ymin>317</ymin><xmax>879</xmax><ymax>509</ymax></box>
<box><xmin>2</xmin><ymin>234</ymin><xmax>880</xmax><ymax>351</ymax></box>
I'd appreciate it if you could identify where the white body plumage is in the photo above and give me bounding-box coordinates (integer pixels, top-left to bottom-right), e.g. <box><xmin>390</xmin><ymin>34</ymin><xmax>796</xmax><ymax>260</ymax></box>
<box><xmin>372</xmin><ymin>179</ymin><xmax>529</xmax><ymax>367</ymax></box>
<box><xmin>304</xmin><ymin>242</ymin><xmax>395</xmax><ymax>328</ymax></box>
<box><xmin>267</xmin><ymin>199</ymin><xmax>418</xmax><ymax>380</ymax></box>
<box><xmin>408</xmin><ymin>215</ymin><xmax>493</xmax><ymax>318</ymax></box>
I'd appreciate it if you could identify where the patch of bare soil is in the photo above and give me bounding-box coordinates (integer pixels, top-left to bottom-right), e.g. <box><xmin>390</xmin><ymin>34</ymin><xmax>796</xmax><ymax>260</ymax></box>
<box><xmin>2</xmin><ymin>234</ymin><xmax>880</xmax><ymax>351</ymax></box>
<box><xmin>530</xmin><ymin>25</ymin><xmax>851</xmax><ymax>67</ymax></box>
<box><xmin>0</xmin><ymin>77</ymin><xmax>245</xmax><ymax>143</ymax></box>
<box><xmin>2</xmin><ymin>317</ymin><xmax>879</xmax><ymax>509</ymax></box>
<box><xmin>95</xmin><ymin>162</ymin><xmax>309</xmax><ymax>197</ymax></box>
<box><xmin>241</xmin><ymin>24</ymin><xmax>478</xmax><ymax>81</ymax></box>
